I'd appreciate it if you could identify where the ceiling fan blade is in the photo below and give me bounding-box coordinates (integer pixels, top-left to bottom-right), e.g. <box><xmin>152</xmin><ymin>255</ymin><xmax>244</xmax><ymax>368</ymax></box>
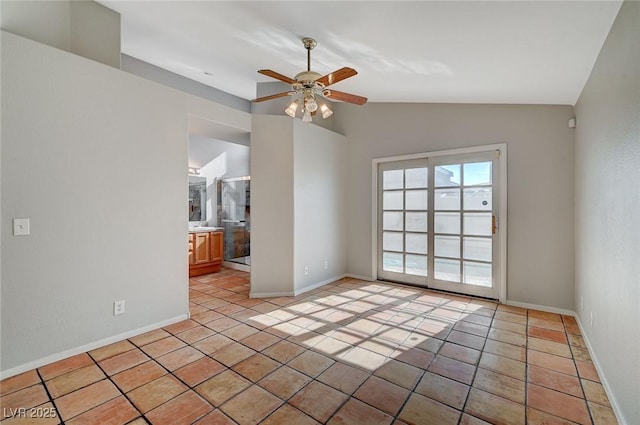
<box><xmin>252</xmin><ymin>92</ymin><xmax>291</xmax><ymax>103</ymax></box>
<box><xmin>317</xmin><ymin>67</ymin><xmax>357</xmax><ymax>87</ymax></box>
<box><xmin>258</xmin><ymin>69</ymin><xmax>296</xmax><ymax>85</ymax></box>
<box><xmin>323</xmin><ymin>89</ymin><xmax>368</xmax><ymax>105</ymax></box>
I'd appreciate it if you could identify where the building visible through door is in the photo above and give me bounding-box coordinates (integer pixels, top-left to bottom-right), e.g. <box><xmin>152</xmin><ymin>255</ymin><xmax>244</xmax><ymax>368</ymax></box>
<box><xmin>377</xmin><ymin>149</ymin><xmax>503</xmax><ymax>300</ymax></box>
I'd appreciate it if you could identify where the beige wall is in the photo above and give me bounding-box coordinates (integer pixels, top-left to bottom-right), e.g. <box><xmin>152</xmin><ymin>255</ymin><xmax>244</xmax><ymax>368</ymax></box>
<box><xmin>1</xmin><ymin>0</ymin><xmax>121</xmax><ymax>68</ymax></box>
<box><xmin>333</xmin><ymin>102</ymin><xmax>576</xmax><ymax>310</ymax></box>
<box><xmin>574</xmin><ymin>2</ymin><xmax>639</xmax><ymax>423</ymax></box>
<box><xmin>0</xmin><ymin>31</ymin><xmax>250</xmax><ymax>376</ymax></box>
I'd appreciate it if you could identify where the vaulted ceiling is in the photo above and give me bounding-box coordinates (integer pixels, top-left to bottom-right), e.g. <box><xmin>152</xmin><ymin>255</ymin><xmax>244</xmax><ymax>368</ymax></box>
<box><xmin>100</xmin><ymin>1</ymin><xmax>622</xmax><ymax>105</ymax></box>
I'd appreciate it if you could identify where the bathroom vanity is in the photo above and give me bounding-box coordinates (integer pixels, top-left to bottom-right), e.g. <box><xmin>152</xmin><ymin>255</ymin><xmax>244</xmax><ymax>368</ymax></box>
<box><xmin>188</xmin><ymin>227</ymin><xmax>223</xmax><ymax>277</ymax></box>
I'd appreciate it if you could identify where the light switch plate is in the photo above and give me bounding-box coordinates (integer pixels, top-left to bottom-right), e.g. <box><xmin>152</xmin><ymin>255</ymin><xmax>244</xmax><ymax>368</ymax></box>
<box><xmin>13</xmin><ymin>218</ymin><xmax>30</xmax><ymax>236</ymax></box>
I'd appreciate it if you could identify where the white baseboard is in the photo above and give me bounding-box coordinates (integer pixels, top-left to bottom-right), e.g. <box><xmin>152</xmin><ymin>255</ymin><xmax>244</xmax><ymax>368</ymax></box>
<box><xmin>249</xmin><ymin>291</ymin><xmax>295</xmax><ymax>298</ymax></box>
<box><xmin>249</xmin><ymin>274</ymin><xmax>347</xmax><ymax>299</ymax></box>
<box><xmin>293</xmin><ymin>274</ymin><xmax>347</xmax><ymax>296</ymax></box>
<box><xmin>574</xmin><ymin>315</ymin><xmax>628</xmax><ymax>425</ymax></box>
<box><xmin>0</xmin><ymin>313</ymin><xmax>189</xmax><ymax>380</ymax></box>
<box><xmin>345</xmin><ymin>273</ymin><xmax>376</xmax><ymax>281</ymax></box>
<box><xmin>222</xmin><ymin>261</ymin><xmax>250</xmax><ymax>272</ymax></box>
<box><xmin>504</xmin><ymin>300</ymin><xmax>575</xmax><ymax>316</ymax></box>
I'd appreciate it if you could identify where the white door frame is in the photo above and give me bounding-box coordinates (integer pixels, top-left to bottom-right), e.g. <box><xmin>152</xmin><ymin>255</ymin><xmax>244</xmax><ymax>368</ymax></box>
<box><xmin>371</xmin><ymin>143</ymin><xmax>508</xmax><ymax>303</ymax></box>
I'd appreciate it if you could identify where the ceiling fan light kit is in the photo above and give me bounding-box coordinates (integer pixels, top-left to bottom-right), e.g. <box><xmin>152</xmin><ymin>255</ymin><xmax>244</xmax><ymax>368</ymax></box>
<box><xmin>253</xmin><ymin>37</ymin><xmax>367</xmax><ymax>122</ymax></box>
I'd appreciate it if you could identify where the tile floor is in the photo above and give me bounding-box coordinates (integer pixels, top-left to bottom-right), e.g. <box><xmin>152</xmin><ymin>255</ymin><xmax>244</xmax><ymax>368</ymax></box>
<box><xmin>0</xmin><ymin>269</ymin><xmax>618</xmax><ymax>425</ymax></box>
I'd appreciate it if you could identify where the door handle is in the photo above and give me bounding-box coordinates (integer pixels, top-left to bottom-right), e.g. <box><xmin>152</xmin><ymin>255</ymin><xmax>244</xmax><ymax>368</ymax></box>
<box><xmin>492</xmin><ymin>215</ymin><xmax>497</xmax><ymax>234</ymax></box>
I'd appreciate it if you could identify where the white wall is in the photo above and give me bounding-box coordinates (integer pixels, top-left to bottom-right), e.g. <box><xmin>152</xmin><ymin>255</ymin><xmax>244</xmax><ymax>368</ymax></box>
<box><xmin>574</xmin><ymin>2</ymin><xmax>639</xmax><ymax>424</ymax></box>
<box><xmin>333</xmin><ymin>102</ymin><xmax>576</xmax><ymax>310</ymax></box>
<box><xmin>250</xmin><ymin>115</ymin><xmax>295</xmax><ymax>296</ymax></box>
<box><xmin>0</xmin><ymin>31</ymin><xmax>250</xmax><ymax>377</ymax></box>
<box><xmin>251</xmin><ymin>115</ymin><xmax>348</xmax><ymax>297</ymax></box>
<box><xmin>1</xmin><ymin>0</ymin><xmax>121</xmax><ymax>68</ymax></box>
<box><xmin>189</xmin><ymin>136</ymin><xmax>250</xmax><ymax>225</ymax></box>
<box><xmin>293</xmin><ymin>120</ymin><xmax>348</xmax><ymax>292</ymax></box>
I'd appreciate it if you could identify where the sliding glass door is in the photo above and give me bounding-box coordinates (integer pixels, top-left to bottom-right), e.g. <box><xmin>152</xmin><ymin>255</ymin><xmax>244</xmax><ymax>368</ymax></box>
<box><xmin>377</xmin><ymin>151</ymin><xmax>501</xmax><ymax>299</ymax></box>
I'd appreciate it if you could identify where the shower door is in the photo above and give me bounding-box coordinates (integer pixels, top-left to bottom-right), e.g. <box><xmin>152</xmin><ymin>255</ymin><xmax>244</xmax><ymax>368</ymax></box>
<box><xmin>218</xmin><ymin>177</ymin><xmax>250</xmax><ymax>266</ymax></box>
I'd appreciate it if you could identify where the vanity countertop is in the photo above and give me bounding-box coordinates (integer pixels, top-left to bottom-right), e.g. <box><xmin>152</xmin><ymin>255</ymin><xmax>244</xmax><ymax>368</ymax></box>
<box><xmin>189</xmin><ymin>226</ymin><xmax>223</xmax><ymax>233</ymax></box>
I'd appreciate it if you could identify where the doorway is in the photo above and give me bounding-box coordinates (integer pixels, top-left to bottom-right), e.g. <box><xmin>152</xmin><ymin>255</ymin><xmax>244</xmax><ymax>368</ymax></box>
<box><xmin>376</xmin><ymin>146</ymin><xmax>506</xmax><ymax>300</ymax></box>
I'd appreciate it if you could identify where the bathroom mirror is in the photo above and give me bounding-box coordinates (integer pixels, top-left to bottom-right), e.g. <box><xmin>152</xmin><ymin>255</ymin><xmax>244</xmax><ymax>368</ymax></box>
<box><xmin>189</xmin><ymin>176</ymin><xmax>206</xmax><ymax>221</ymax></box>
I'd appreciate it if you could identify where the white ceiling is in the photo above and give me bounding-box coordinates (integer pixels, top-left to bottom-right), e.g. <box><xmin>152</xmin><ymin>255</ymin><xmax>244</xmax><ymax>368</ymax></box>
<box><xmin>100</xmin><ymin>1</ymin><xmax>622</xmax><ymax>105</ymax></box>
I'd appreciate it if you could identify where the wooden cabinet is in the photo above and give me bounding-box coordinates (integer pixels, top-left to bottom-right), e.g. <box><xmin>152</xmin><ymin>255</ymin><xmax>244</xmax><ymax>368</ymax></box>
<box><xmin>188</xmin><ymin>230</ymin><xmax>223</xmax><ymax>277</ymax></box>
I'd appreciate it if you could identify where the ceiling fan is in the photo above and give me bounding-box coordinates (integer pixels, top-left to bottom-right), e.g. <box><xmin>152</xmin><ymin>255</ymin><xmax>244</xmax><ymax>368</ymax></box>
<box><xmin>252</xmin><ymin>37</ymin><xmax>367</xmax><ymax>122</ymax></box>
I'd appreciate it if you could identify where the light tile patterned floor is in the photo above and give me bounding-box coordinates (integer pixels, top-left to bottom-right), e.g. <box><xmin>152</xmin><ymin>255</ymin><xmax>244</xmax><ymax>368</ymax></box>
<box><xmin>0</xmin><ymin>268</ymin><xmax>619</xmax><ymax>424</ymax></box>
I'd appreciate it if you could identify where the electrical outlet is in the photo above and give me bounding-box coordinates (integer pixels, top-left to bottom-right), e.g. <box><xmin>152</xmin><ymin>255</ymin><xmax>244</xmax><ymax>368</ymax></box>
<box><xmin>324</xmin><ymin>261</ymin><xmax>329</xmax><ymax>270</ymax></box>
<box><xmin>590</xmin><ymin>311</ymin><xmax>593</xmax><ymax>327</ymax></box>
<box><xmin>304</xmin><ymin>266</ymin><xmax>309</xmax><ymax>275</ymax></box>
<box><xmin>114</xmin><ymin>300</ymin><xmax>125</xmax><ymax>316</ymax></box>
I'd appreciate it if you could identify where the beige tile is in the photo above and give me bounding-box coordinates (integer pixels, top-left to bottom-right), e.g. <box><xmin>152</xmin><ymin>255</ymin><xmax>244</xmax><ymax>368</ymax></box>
<box><xmin>460</xmin><ymin>413</ymin><xmax>493</xmax><ymax>425</ymax></box>
<box><xmin>398</xmin><ymin>392</ymin><xmax>461</xmax><ymax>425</ymax></box>
<box><xmin>88</xmin><ymin>340</ymin><xmax>136</xmax><ymax>362</ymax></box>
<box><xmin>140</xmin><ymin>336</ymin><xmax>187</xmax><ymax>358</ymax></box>
<box><xmin>261</xmin><ymin>404</ymin><xmax>319</xmax><ymax>425</ymax></box>
<box><xmin>483</xmin><ymin>339</ymin><xmax>526</xmax><ymax>362</ymax></box>
<box><xmin>211</xmin><ymin>342</ymin><xmax>256</xmax><ymax>367</ymax></box>
<box><xmin>288</xmin><ymin>350</ymin><xmax>334</xmax><ymax>377</ymax></box>
<box><xmin>465</xmin><ymin>388</ymin><xmax>525</xmax><ymax>425</ymax></box>
<box><xmin>415</xmin><ymin>371</ymin><xmax>470</xmax><ymax>410</ymax></box>
<box><xmin>527</xmin><ymin>383</ymin><xmax>591</xmax><ymax>425</ymax></box>
<box><xmin>528</xmin><ymin>337</ymin><xmax>572</xmax><ymax>358</ymax></box>
<box><xmin>192</xmin><ymin>334</ymin><xmax>234</xmax><ymax>355</ymax></box>
<box><xmin>354</xmin><ymin>376</ymin><xmax>410</xmax><ymax>416</ymax></box>
<box><xmin>581</xmin><ymin>379</ymin><xmax>611</xmax><ymax>407</ymax></box>
<box><xmin>111</xmin><ymin>360</ymin><xmax>167</xmax><ymax>393</ymax></box>
<box><xmin>232</xmin><ymin>354</ymin><xmax>280</xmax><ymax>382</ymax></box>
<box><xmin>0</xmin><ymin>384</ymin><xmax>49</xmax><ymax>411</ymax></box>
<box><xmin>439</xmin><ymin>342</ymin><xmax>481</xmax><ymax>365</ymax></box>
<box><xmin>527</xmin><ymin>407</ymin><xmax>580</xmax><ymax>425</ymax></box>
<box><xmin>428</xmin><ymin>355</ymin><xmax>476</xmax><ymax>385</ymax></box>
<box><xmin>127</xmin><ymin>375</ymin><xmax>187</xmax><ymax>413</ymax></box>
<box><xmin>328</xmin><ymin>398</ymin><xmax>393</xmax><ymax>425</ymax></box>
<box><xmin>373</xmin><ymin>359</ymin><xmax>422</xmax><ymax>390</ymax></box>
<box><xmin>262</xmin><ymin>340</ymin><xmax>306</xmax><ymax>363</ymax></box>
<box><xmin>390</xmin><ymin>346</ymin><xmax>435</xmax><ymax>369</ymax></box>
<box><xmin>258</xmin><ymin>366</ymin><xmax>311</xmax><ymax>399</ymax></box>
<box><xmin>588</xmin><ymin>401</ymin><xmax>619</xmax><ymax>425</ymax></box>
<box><xmin>45</xmin><ymin>365</ymin><xmax>105</xmax><ymax>398</ymax></box>
<box><xmin>528</xmin><ymin>350</ymin><xmax>577</xmax><ymax>376</ymax></box>
<box><xmin>55</xmin><ymin>380</ymin><xmax>121</xmax><ymax>421</ymax></box>
<box><xmin>175</xmin><ymin>326</ymin><xmax>216</xmax><ymax>344</ymax></box>
<box><xmin>289</xmin><ymin>381</ymin><xmax>348</xmax><ymax>422</ymax></box>
<box><xmin>575</xmin><ymin>360</ymin><xmax>600</xmax><ymax>382</ymax></box>
<box><xmin>129</xmin><ymin>328</ymin><xmax>171</xmax><ymax>347</ymax></box>
<box><xmin>174</xmin><ymin>357</ymin><xmax>226</xmax><ymax>387</ymax></box>
<box><xmin>487</xmin><ymin>328</ymin><xmax>526</xmax><ymax>347</ymax></box>
<box><xmin>164</xmin><ymin>319</ymin><xmax>200</xmax><ymax>335</ymax></box>
<box><xmin>193</xmin><ymin>409</ymin><xmax>238</xmax><ymax>425</ymax></box>
<box><xmin>472</xmin><ymin>368</ymin><xmax>525</xmax><ymax>403</ymax></box>
<box><xmin>527</xmin><ymin>364</ymin><xmax>583</xmax><ymax>398</ymax></box>
<box><xmin>195</xmin><ymin>370</ymin><xmax>251</xmax><ymax>406</ymax></box>
<box><xmin>0</xmin><ymin>370</ymin><xmax>41</xmax><ymax>396</ymax></box>
<box><xmin>65</xmin><ymin>396</ymin><xmax>139</xmax><ymax>425</ymax></box>
<box><xmin>98</xmin><ymin>349</ymin><xmax>149</xmax><ymax>376</ymax></box>
<box><xmin>316</xmin><ymin>362</ymin><xmax>369</xmax><ymax>395</ymax></box>
<box><xmin>38</xmin><ymin>354</ymin><xmax>94</xmax><ymax>381</ymax></box>
<box><xmin>145</xmin><ymin>391</ymin><xmax>212</xmax><ymax>425</ymax></box>
<box><xmin>478</xmin><ymin>352</ymin><xmax>526</xmax><ymax>380</ymax></box>
<box><xmin>240</xmin><ymin>331</ymin><xmax>281</xmax><ymax>351</ymax></box>
<box><xmin>156</xmin><ymin>346</ymin><xmax>204</xmax><ymax>371</ymax></box>
<box><xmin>220</xmin><ymin>385</ymin><xmax>282</xmax><ymax>425</ymax></box>
<box><xmin>221</xmin><ymin>324</ymin><xmax>259</xmax><ymax>341</ymax></box>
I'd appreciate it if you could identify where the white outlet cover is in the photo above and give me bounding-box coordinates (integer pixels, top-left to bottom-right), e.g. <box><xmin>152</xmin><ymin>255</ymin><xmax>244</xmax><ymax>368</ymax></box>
<box><xmin>13</xmin><ymin>218</ymin><xmax>30</xmax><ymax>236</ymax></box>
<box><xmin>114</xmin><ymin>300</ymin><xmax>126</xmax><ymax>315</ymax></box>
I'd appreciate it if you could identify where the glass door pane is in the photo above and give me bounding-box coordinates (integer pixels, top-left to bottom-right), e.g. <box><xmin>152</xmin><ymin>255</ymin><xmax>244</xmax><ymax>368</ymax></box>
<box><xmin>429</xmin><ymin>153</ymin><xmax>499</xmax><ymax>299</ymax></box>
<box><xmin>378</xmin><ymin>159</ymin><xmax>429</xmax><ymax>285</ymax></box>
